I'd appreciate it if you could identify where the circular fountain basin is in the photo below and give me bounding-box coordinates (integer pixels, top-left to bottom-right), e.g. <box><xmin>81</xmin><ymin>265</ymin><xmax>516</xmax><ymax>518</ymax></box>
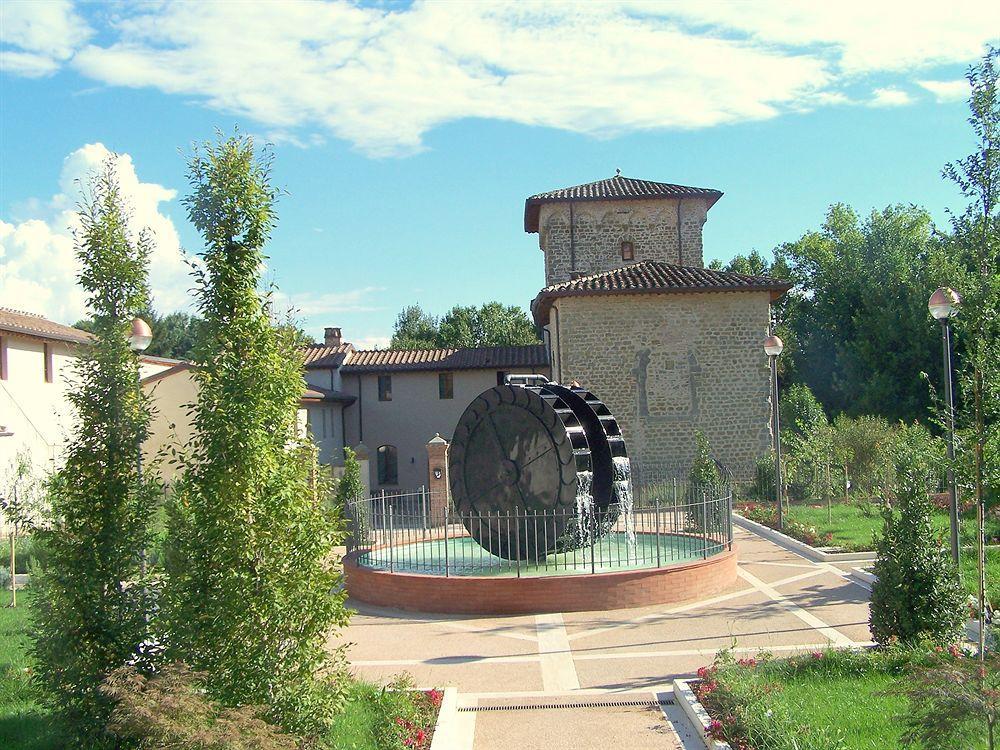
<box><xmin>344</xmin><ymin>532</ymin><xmax>737</xmax><ymax>615</ymax></box>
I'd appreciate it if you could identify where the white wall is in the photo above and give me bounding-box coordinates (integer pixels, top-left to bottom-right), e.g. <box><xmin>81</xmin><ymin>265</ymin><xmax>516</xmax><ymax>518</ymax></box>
<box><xmin>0</xmin><ymin>336</ymin><xmax>80</xmax><ymax>478</ymax></box>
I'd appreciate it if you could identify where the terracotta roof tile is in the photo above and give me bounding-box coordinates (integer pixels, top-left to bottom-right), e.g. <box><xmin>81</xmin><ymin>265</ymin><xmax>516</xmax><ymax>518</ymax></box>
<box><xmin>0</xmin><ymin>307</ymin><xmax>93</xmax><ymax>344</ymax></box>
<box><xmin>302</xmin><ymin>342</ymin><xmax>354</xmax><ymax>368</ymax></box>
<box><xmin>525</xmin><ymin>174</ymin><xmax>723</xmax><ymax>232</ymax></box>
<box><xmin>341</xmin><ymin>345</ymin><xmax>549</xmax><ymax>373</ymax></box>
<box><xmin>531</xmin><ymin>261</ymin><xmax>792</xmax><ymax>324</ymax></box>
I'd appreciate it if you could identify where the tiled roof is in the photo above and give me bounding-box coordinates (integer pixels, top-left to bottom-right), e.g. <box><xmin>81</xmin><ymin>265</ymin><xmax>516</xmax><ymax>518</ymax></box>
<box><xmin>302</xmin><ymin>342</ymin><xmax>354</xmax><ymax>368</ymax></box>
<box><xmin>531</xmin><ymin>261</ymin><xmax>793</xmax><ymax>324</ymax></box>
<box><xmin>301</xmin><ymin>385</ymin><xmax>356</xmax><ymax>404</ymax></box>
<box><xmin>524</xmin><ymin>174</ymin><xmax>723</xmax><ymax>232</ymax></box>
<box><xmin>0</xmin><ymin>307</ymin><xmax>93</xmax><ymax>344</ymax></box>
<box><xmin>341</xmin><ymin>345</ymin><xmax>549</xmax><ymax>373</ymax></box>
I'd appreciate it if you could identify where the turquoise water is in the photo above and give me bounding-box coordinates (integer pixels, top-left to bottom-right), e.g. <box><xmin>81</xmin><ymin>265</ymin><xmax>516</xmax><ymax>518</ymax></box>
<box><xmin>356</xmin><ymin>532</ymin><xmax>725</xmax><ymax>577</ymax></box>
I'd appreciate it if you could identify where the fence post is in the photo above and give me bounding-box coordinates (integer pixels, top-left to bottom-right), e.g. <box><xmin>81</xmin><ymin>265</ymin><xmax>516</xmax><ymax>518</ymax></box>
<box><xmin>514</xmin><ymin>509</ymin><xmax>521</xmax><ymax>578</ymax></box>
<box><xmin>727</xmin><ymin>488</ymin><xmax>734</xmax><ymax>550</ymax></box>
<box><xmin>655</xmin><ymin>499</ymin><xmax>661</xmax><ymax>568</ymax></box>
<box><xmin>701</xmin><ymin>489</ymin><xmax>708</xmax><ymax>559</ymax></box>
<box><xmin>444</xmin><ymin>505</ymin><xmax>450</xmax><ymax>578</ymax></box>
<box><xmin>388</xmin><ymin>505</ymin><xmax>394</xmax><ymax>573</ymax></box>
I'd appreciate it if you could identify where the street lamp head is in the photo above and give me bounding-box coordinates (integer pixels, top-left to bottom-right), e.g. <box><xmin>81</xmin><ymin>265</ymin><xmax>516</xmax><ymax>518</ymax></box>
<box><xmin>763</xmin><ymin>334</ymin><xmax>784</xmax><ymax>357</ymax></box>
<box><xmin>128</xmin><ymin>317</ymin><xmax>153</xmax><ymax>352</ymax></box>
<box><xmin>928</xmin><ymin>287</ymin><xmax>961</xmax><ymax>321</ymax></box>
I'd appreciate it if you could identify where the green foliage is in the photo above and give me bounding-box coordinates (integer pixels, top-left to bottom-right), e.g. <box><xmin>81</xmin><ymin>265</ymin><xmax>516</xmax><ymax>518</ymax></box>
<box><xmin>689</xmin><ymin>431</ymin><xmax>721</xmax><ymax>486</ymax></box>
<box><xmin>162</xmin><ymin>132</ymin><xmax>349</xmax><ymax>732</ymax></box>
<box><xmin>777</xmin><ymin>203</ymin><xmax>951</xmax><ymax>422</ymax></box>
<box><xmin>30</xmin><ymin>159</ymin><xmax>160</xmax><ymax>745</ymax></box>
<box><xmin>77</xmin><ymin>310</ymin><xmax>206</xmax><ymax>361</ymax></box>
<box><xmin>779</xmin><ymin>383</ymin><xmax>826</xmax><ymax>438</ymax></box>
<box><xmin>899</xmin><ymin>648</ymin><xmax>998</xmax><ymax>750</ymax></box>
<box><xmin>390</xmin><ymin>302</ymin><xmax>540</xmax><ymax>349</ymax></box>
<box><xmin>103</xmin><ymin>664</ymin><xmax>303</xmax><ymax>750</ymax></box>
<box><xmin>870</xmin><ymin>432</ymin><xmax>965</xmax><ymax>645</ymax></box>
<box><xmin>389</xmin><ymin>305</ymin><xmax>440</xmax><ymax>349</ymax></box>
<box><xmin>336</xmin><ymin>448</ymin><xmax>365</xmax><ymax>507</ymax></box>
<box><xmin>327</xmin><ymin>676</ymin><xmax>440</xmax><ymax>750</ymax></box>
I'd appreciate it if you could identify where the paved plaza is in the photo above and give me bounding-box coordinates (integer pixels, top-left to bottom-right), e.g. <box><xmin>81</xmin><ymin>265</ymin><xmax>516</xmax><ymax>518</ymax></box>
<box><xmin>339</xmin><ymin>529</ymin><xmax>875</xmax><ymax>749</ymax></box>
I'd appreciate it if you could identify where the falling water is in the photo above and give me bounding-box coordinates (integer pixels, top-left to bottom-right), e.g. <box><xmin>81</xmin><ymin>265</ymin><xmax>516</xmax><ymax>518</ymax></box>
<box><xmin>575</xmin><ymin>470</ymin><xmax>593</xmax><ymax>546</ymax></box>
<box><xmin>612</xmin><ymin>456</ymin><xmax>636</xmax><ymax>556</ymax></box>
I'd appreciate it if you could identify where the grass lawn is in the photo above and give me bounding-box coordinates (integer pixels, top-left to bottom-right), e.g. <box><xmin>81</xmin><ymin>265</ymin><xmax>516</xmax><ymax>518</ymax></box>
<box><xmin>0</xmin><ymin>590</ymin><xmax>61</xmax><ymax>750</ymax></box>
<box><xmin>0</xmin><ymin>587</ymin><xmax>436</xmax><ymax>750</ymax></box>
<box><xmin>698</xmin><ymin>649</ymin><xmax>990</xmax><ymax>750</ymax></box>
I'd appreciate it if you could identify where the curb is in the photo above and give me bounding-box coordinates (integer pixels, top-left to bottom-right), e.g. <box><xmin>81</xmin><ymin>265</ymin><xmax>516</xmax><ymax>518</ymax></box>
<box><xmin>671</xmin><ymin>679</ymin><xmax>732</xmax><ymax>750</ymax></box>
<box><xmin>429</xmin><ymin>687</ymin><xmax>463</xmax><ymax>750</ymax></box>
<box><xmin>733</xmin><ymin>515</ymin><xmax>876</xmax><ymax>563</ymax></box>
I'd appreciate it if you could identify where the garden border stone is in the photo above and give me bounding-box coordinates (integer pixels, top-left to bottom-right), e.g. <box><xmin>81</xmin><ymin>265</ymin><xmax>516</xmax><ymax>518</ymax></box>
<box><xmin>733</xmin><ymin>514</ymin><xmax>876</xmax><ymax>562</ymax></box>
<box><xmin>428</xmin><ymin>687</ymin><xmax>462</xmax><ymax>750</ymax></box>
<box><xmin>671</xmin><ymin>679</ymin><xmax>732</xmax><ymax>750</ymax></box>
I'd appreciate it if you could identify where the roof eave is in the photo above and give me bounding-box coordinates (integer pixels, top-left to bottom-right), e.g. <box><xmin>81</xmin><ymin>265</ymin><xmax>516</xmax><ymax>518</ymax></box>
<box><xmin>0</xmin><ymin>323</ymin><xmax>92</xmax><ymax>346</ymax></box>
<box><xmin>524</xmin><ymin>190</ymin><xmax>724</xmax><ymax>233</ymax></box>
<box><xmin>531</xmin><ymin>282</ymin><xmax>792</xmax><ymax>326</ymax></box>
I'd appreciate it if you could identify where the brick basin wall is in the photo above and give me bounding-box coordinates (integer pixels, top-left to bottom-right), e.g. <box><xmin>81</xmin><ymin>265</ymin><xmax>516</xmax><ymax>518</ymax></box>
<box><xmin>343</xmin><ymin>548</ymin><xmax>737</xmax><ymax>615</ymax></box>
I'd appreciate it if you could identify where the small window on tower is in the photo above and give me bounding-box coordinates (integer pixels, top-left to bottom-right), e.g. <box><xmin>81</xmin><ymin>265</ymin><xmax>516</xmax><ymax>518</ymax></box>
<box><xmin>378</xmin><ymin>375</ymin><xmax>392</xmax><ymax>401</ymax></box>
<box><xmin>621</xmin><ymin>240</ymin><xmax>634</xmax><ymax>261</ymax></box>
<box><xmin>438</xmin><ymin>372</ymin><xmax>453</xmax><ymax>399</ymax></box>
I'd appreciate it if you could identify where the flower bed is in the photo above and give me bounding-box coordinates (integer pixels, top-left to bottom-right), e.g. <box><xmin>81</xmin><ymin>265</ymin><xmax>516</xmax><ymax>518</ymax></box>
<box><xmin>692</xmin><ymin>647</ymin><xmax>992</xmax><ymax>750</ymax></box>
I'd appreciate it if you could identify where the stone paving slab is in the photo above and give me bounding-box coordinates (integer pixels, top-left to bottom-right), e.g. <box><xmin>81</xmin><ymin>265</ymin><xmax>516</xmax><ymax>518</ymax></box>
<box><xmin>472</xmin><ymin>699</ymin><xmax>683</xmax><ymax>750</ymax></box>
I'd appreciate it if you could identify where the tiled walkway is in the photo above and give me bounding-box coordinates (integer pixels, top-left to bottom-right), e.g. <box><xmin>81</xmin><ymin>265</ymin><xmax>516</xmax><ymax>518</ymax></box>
<box><xmin>339</xmin><ymin>529</ymin><xmax>874</xmax><ymax>749</ymax></box>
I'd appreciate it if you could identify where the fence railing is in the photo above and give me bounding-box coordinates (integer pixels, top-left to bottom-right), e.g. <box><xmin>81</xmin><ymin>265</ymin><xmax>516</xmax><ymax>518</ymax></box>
<box><xmin>344</xmin><ymin>481</ymin><xmax>733</xmax><ymax>577</ymax></box>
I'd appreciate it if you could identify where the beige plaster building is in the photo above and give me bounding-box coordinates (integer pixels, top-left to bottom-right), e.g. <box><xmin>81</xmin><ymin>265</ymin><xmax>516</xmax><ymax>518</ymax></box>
<box><xmin>527</xmin><ymin>175</ymin><xmax>791</xmax><ymax>475</ymax></box>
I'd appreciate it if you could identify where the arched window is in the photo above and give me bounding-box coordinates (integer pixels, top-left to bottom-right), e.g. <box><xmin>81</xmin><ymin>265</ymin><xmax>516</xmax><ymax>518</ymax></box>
<box><xmin>377</xmin><ymin>445</ymin><xmax>398</xmax><ymax>485</ymax></box>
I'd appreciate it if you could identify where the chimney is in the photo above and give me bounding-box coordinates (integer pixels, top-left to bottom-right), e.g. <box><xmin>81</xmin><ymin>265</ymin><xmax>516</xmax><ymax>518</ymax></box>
<box><xmin>324</xmin><ymin>327</ymin><xmax>342</xmax><ymax>347</ymax></box>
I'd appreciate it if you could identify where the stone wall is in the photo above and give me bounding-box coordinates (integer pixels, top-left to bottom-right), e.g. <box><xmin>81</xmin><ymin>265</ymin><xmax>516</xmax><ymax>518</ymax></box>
<box><xmin>537</xmin><ymin>197</ymin><xmax>709</xmax><ymax>286</ymax></box>
<box><xmin>550</xmin><ymin>291</ymin><xmax>773</xmax><ymax>476</ymax></box>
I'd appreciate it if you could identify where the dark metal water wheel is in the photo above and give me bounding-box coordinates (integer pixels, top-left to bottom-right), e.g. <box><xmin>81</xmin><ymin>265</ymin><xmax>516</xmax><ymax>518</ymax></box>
<box><xmin>449</xmin><ymin>385</ymin><xmax>587</xmax><ymax>561</ymax></box>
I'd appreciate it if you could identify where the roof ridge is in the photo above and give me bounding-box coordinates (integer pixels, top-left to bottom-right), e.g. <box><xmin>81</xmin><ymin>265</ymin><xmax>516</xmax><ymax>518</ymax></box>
<box><xmin>0</xmin><ymin>307</ymin><xmax>45</xmax><ymax>318</ymax></box>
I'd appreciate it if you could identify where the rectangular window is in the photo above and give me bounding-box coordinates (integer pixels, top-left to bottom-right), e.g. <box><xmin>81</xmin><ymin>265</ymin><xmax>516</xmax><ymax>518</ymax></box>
<box><xmin>0</xmin><ymin>337</ymin><xmax>6</xmax><ymax>380</ymax></box>
<box><xmin>44</xmin><ymin>343</ymin><xmax>53</xmax><ymax>383</ymax></box>
<box><xmin>438</xmin><ymin>372</ymin><xmax>453</xmax><ymax>399</ymax></box>
<box><xmin>378</xmin><ymin>374</ymin><xmax>392</xmax><ymax>401</ymax></box>
<box><xmin>377</xmin><ymin>445</ymin><xmax>398</xmax><ymax>485</ymax></box>
<box><xmin>496</xmin><ymin>371</ymin><xmax>508</xmax><ymax>387</ymax></box>
<box><xmin>621</xmin><ymin>240</ymin><xmax>635</xmax><ymax>261</ymax></box>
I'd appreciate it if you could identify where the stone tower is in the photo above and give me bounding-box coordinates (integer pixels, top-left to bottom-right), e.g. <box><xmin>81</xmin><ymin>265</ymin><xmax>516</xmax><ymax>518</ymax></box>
<box><xmin>527</xmin><ymin>175</ymin><xmax>790</xmax><ymax>476</ymax></box>
<box><xmin>523</xmin><ymin>173</ymin><xmax>723</xmax><ymax>286</ymax></box>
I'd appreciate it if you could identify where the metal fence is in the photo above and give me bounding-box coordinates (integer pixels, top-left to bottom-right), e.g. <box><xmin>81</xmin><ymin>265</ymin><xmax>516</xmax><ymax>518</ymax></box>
<box><xmin>345</xmin><ymin>481</ymin><xmax>733</xmax><ymax>577</ymax></box>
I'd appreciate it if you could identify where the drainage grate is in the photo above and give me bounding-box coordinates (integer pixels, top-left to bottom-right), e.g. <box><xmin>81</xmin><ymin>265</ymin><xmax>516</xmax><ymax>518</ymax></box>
<box><xmin>459</xmin><ymin>698</ymin><xmax>674</xmax><ymax>712</ymax></box>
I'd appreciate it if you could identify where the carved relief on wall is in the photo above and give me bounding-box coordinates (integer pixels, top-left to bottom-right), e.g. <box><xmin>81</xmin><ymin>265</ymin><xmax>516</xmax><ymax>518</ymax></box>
<box><xmin>632</xmin><ymin>345</ymin><xmax>702</xmax><ymax>423</ymax></box>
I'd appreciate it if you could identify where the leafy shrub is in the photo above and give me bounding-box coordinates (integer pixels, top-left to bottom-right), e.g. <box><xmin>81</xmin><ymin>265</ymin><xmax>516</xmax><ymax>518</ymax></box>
<box><xmin>0</xmin><ymin>565</ymin><xmax>10</xmax><ymax>591</ymax></box>
<box><xmin>687</xmin><ymin>431</ymin><xmax>724</xmax><ymax>532</ymax></box>
<box><xmin>779</xmin><ymin>383</ymin><xmax>827</xmax><ymax>438</ymax></box>
<box><xmin>898</xmin><ymin>646</ymin><xmax>998</xmax><ymax>749</ymax></box>
<box><xmin>103</xmin><ymin>664</ymin><xmax>304</xmax><ymax>750</ymax></box>
<box><xmin>870</xmin><ymin>432</ymin><xmax>965</xmax><ymax>645</ymax></box>
<box><xmin>337</xmin><ymin>676</ymin><xmax>441</xmax><ymax>750</ymax></box>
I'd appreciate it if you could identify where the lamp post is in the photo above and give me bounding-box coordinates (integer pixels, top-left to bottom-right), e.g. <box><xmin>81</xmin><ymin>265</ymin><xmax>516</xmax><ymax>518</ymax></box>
<box><xmin>764</xmin><ymin>334</ymin><xmax>784</xmax><ymax>530</ymax></box>
<box><xmin>128</xmin><ymin>317</ymin><xmax>152</xmax><ymax>576</ymax></box>
<box><xmin>928</xmin><ymin>288</ymin><xmax>961</xmax><ymax>568</ymax></box>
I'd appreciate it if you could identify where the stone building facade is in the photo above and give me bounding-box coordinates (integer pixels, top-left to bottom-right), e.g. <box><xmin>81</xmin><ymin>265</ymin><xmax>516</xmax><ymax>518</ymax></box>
<box><xmin>528</xmin><ymin>175</ymin><xmax>791</xmax><ymax>476</ymax></box>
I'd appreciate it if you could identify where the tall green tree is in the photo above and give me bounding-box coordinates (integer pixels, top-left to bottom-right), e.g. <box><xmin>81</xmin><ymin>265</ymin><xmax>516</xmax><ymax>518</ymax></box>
<box><xmin>944</xmin><ymin>46</ymin><xmax>999</xmax><ymax>661</ymax></box>
<box><xmin>163</xmin><ymin>134</ymin><xmax>348</xmax><ymax>731</ymax></box>
<box><xmin>390</xmin><ymin>301</ymin><xmax>540</xmax><ymax>349</ymax></box>
<box><xmin>390</xmin><ymin>304</ymin><xmax>439</xmax><ymax>349</ymax></box>
<box><xmin>778</xmin><ymin>204</ymin><xmax>949</xmax><ymax>421</ymax></box>
<box><xmin>32</xmin><ymin>160</ymin><xmax>159</xmax><ymax>745</ymax></box>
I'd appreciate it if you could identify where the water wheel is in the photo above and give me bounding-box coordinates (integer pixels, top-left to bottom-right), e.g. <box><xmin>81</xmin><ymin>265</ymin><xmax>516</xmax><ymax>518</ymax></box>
<box><xmin>449</xmin><ymin>379</ymin><xmax>629</xmax><ymax>561</ymax></box>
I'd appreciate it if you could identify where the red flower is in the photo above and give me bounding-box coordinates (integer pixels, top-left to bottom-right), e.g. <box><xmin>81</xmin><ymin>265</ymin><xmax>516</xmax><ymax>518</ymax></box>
<box><xmin>416</xmin><ymin>729</ymin><xmax>426</xmax><ymax>743</ymax></box>
<box><xmin>811</xmin><ymin>651</ymin><xmax>823</xmax><ymax>660</ymax></box>
<box><xmin>948</xmin><ymin>644</ymin><xmax>962</xmax><ymax>658</ymax></box>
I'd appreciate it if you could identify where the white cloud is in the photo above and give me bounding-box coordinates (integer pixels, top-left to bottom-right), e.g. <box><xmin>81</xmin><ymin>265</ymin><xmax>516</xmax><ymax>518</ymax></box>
<box><xmin>274</xmin><ymin>287</ymin><xmax>385</xmax><ymax>318</ymax></box>
<box><xmin>348</xmin><ymin>334</ymin><xmax>391</xmax><ymax>351</ymax></box>
<box><xmin>869</xmin><ymin>87</ymin><xmax>913</xmax><ymax>107</ymax></box>
<box><xmin>0</xmin><ymin>0</ymin><xmax>91</xmax><ymax>77</ymax></box>
<box><xmin>4</xmin><ymin>1</ymin><xmax>997</xmax><ymax>154</ymax></box>
<box><xmin>917</xmin><ymin>78</ymin><xmax>970</xmax><ymax>102</ymax></box>
<box><xmin>0</xmin><ymin>144</ymin><xmax>192</xmax><ymax>324</ymax></box>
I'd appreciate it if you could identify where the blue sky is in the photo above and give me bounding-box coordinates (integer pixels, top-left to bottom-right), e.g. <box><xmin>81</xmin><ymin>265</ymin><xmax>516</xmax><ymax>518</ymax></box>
<box><xmin>1</xmin><ymin>2</ymin><xmax>996</xmax><ymax>348</ymax></box>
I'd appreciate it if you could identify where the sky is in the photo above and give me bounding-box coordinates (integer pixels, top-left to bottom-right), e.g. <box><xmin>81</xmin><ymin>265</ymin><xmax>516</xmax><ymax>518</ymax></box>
<box><xmin>1</xmin><ymin>1</ymin><xmax>997</xmax><ymax>349</ymax></box>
